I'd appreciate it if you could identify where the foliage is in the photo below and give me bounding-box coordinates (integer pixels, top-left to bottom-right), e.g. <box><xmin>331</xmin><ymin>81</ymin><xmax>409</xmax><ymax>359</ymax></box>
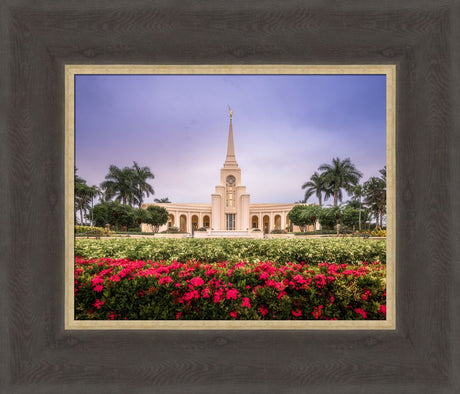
<box><xmin>91</xmin><ymin>201</ymin><xmax>136</xmax><ymax>229</ymax></box>
<box><xmin>341</xmin><ymin>206</ymin><xmax>369</xmax><ymax>229</ymax></box>
<box><xmin>100</xmin><ymin>162</ymin><xmax>154</xmax><ymax>207</ymax></box>
<box><xmin>301</xmin><ymin>171</ymin><xmax>330</xmax><ymax>206</ymax></box>
<box><xmin>318</xmin><ymin>206</ymin><xmax>342</xmax><ymax>229</ymax></box>
<box><xmin>74</xmin><ymin>238</ymin><xmax>386</xmax><ymax>265</ymax></box>
<box><xmin>154</xmin><ymin>197</ymin><xmax>171</xmax><ymax>203</ymax></box>
<box><xmin>364</xmin><ymin>173</ymin><xmax>386</xmax><ymax>227</ymax></box>
<box><xmin>288</xmin><ymin>204</ymin><xmax>320</xmax><ymax>230</ymax></box>
<box><xmin>270</xmin><ymin>229</ymin><xmax>287</xmax><ymax>234</ymax></box>
<box><xmin>74</xmin><ymin>168</ymin><xmax>100</xmax><ymax>225</ymax></box>
<box><xmin>75</xmin><ymin>257</ymin><xmax>386</xmax><ymax>321</ymax></box>
<box><xmin>75</xmin><ymin>225</ymin><xmax>114</xmax><ymax>236</ymax></box>
<box><xmin>318</xmin><ymin>157</ymin><xmax>362</xmax><ymax>206</ymax></box>
<box><xmin>132</xmin><ymin>161</ymin><xmax>155</xmax><ymax>206</ymax></box>
<box><xmin>145</xmin><ymin>205</ymin><xmax>169</xmax><ymax>232</ymax></box>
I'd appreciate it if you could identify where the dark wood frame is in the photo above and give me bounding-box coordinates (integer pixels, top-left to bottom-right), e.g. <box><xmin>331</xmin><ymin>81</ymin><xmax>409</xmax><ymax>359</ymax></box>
<box><xmin>2</xmin><ymin>1</ymin><xmax>459</xmax><ymax>392</ymax></box>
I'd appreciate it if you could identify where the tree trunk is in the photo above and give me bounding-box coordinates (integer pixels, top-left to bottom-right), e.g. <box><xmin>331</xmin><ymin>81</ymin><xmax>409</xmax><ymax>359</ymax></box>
<box><xmin>334</xmin><ymin>190</ymin><xmax>338</xmax><ymax>206</ymax></box>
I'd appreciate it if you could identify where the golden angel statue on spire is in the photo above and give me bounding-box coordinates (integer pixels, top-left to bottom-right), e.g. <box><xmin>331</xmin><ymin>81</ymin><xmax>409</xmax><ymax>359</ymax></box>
<box><xmin>228</xmin><ymin>105</ymin><xmax>233</xmax><ymax>119</ymax></box>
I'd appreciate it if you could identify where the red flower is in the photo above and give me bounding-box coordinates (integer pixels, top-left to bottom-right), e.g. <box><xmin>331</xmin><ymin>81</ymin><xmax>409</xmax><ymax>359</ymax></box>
<box><xmin>159</xmin><ymin>276</ymin><xmax>173</xmax><ymax>285</ymax></box>
<box><xmin>230</xmin><ymin>310</ymin><xmax>237</xmax><ymax>318</ymax></box>
<box><xmin>292</xmin><ymin>310</ymin><xmax>302</xmax><ymax>317</ymax></box>
<box><xmin>93</xmin><ymin>299</ymin><xmax>104</xmax><ymax>309</ymax></box>
<box><xmin>190</xmin><ymin>277</ymin><xmax>205</xmax><ymax>287</ymax></box>
<box><xmin>93</xmin><ymin>285</ymin><xmax>104</xmax><ymax>292</ymax></box>
<box><xmin>241</xmin><ymin>297</ymin><xmax>251</xmax><ymax>308</ymax></box>
<box><xmin>379</xmin><ymin>305</ymin><xmax>386</xmax><ymax>315</ymax></box>
<box><xmin>355</xmin><ymin>308</ymin><xmax>368</xmax><ymax>319</ymax></box>
<box><xmin>259</xmin><ymin>305</ymin><xmax>268</xmax><ymax>316</ymax></box>
<box><xmin>312</xmin><ymin>305</ymin><xmax>323</xmax><ymax>319</ymax></box>
<box><xmin>226</xmin><ymin>288</ymin><xmax>239</xmax><ymax>300</ymax></box>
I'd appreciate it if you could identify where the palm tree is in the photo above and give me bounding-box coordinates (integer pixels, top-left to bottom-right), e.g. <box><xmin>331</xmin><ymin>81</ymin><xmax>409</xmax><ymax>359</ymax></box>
<box><xmin>363</xmin><ymin>176</ymin><xmax>386</xmax><ymax>227</ymax></box>
<box><xmin>301</xmin><ymin>172</ymin><xmax>329</xmax><ymax>206</ymax></box>
<box><xmin>154</xmin><ymin>197</ymin><xmax>171</xmax><ymax>203</ymax></box>
<box><xmin>100</xmin><ymin>165</ymin><xmax>138</xmax><ymax>206</ymax></box>
<box><xmin>319</xmin><ymin>157</ymin><xmax>363</xmax><ymax>206</ymax></box>
<box><xmin>75</xmin><ymin>182</ymin><xmax>100</xmax><ymax>225</ymax></box>
<box><xmin>132</xmin><ymin>161</ymin><xmax>154</xmax><ymax>207</ymax></box>
<box><xmin>351</xmin><ymin>184</ymin><xmax>364</xmax><ymax>231</ymax></box>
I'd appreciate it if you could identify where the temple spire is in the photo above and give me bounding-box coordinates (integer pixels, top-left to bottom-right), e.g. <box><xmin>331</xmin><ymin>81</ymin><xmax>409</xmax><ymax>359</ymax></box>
<box><xmin>224</xmin><ymin>106</ymin><xmax>238</xmax><ymax>168</ymax></box>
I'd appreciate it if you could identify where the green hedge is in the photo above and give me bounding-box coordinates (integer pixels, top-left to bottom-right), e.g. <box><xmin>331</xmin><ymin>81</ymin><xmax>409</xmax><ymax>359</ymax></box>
<box><xmin>75</xmin><ymin>238</ymin><xmax>386</xmax><ymax>265</ymax></box>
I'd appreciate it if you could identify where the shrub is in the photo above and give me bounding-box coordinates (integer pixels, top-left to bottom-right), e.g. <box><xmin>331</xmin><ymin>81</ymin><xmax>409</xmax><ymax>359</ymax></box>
<box><xmin>270</xmin><ymin>229</ymin><xmax>286</xmax><ymax>234</ymax></box>
<box><xmin>74</xmin><ymin>257</ymin><xmax>386</xmax><ymax>321</ymax></box>
<box><xmin>75</xmin><ymin>225</ymin><xmax>114</xmax><ymax>236</ymax></box>
<box><xmin>74</xmin><ymin>238</ymin><xmax>386</xmax><ymax>265</ymax></box>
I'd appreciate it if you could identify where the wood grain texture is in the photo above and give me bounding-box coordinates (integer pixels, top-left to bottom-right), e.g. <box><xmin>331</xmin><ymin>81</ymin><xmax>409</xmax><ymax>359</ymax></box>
<box><xmin>1</xmin><ymin>0</ymin><xmax>459</xmax><ymax>393</ymax></box>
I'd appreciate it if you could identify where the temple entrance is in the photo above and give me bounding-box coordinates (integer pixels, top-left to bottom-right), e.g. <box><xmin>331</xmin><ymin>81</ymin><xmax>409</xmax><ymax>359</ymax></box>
<box><xmin>226</xmin><ymin>214</ymin><xmax>235</xmax><ymax>230</ymax></box>
<box><xmin>251</xmin><ymin>215</ymin><xmax>259</xmax><ymax>229</ymax></box>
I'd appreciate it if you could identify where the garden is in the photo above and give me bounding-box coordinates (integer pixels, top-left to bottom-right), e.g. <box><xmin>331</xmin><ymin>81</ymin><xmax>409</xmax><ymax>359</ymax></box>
<box><xmin>74</xmin><ymin>238</ymin><xmax>387</xmax><ymax>321</ymax></box>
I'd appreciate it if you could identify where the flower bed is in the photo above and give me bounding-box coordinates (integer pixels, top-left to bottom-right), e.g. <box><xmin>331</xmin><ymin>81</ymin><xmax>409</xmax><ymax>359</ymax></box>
<box><xmin>75</xmin><ymin>257</ymin><xmax>386</xmax><ymax>321</ymax></box>
<box><xmin>75</xmin><ymin>238</ymin><xmax>386</xmax><ymax>265</ymax></box>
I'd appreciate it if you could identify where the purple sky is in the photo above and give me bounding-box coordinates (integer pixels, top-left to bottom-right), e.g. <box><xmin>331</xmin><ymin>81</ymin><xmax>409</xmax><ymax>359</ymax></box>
<box><xmin>75</xmin><ymin>74</ymin><xmax>386</xmax><ymax>204</ymax></box>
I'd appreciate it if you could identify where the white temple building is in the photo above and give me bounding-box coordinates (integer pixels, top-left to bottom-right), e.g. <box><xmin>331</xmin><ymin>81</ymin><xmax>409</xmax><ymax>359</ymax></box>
<box><xmin>142</xmin><ymin>110</ymin><xmax>310</xmax><ymax>236</ymax></box>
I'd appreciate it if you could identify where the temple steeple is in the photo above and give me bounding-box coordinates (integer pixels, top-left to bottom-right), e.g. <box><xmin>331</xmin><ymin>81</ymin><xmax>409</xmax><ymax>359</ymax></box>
<box><xmin>224</xmin><ymin>106</ymin><xmax>238</xmax><ymax>169</ymax></box>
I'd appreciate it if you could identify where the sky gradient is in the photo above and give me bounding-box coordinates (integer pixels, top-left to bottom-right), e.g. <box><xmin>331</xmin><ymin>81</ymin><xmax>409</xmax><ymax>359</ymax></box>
<box><xmin>75</xmin><ymin>74</ymin><xmax>386</xmax><ymax>204</ymax></box>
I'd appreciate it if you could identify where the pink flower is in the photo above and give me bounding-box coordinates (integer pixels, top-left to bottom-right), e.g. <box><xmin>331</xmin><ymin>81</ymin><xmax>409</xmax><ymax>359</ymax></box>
<box><xmin>176</xmin><ymin>312</ymin><xmax>183</xmax><ymax>320</ymax></box>
<box><xmin>230</xmin><ymin>310</ymin><xmax>237</xmax><ymax>318</ymax></box>
<box><xmin>213</xmin><ymin>289</ymin><xmax>224</xmax><ymax>303</ymax></box>
<box><xmin>259</xmin><ymin>272</ymin><xmax>269</xmax><ymax>280</ymax></box>
<box><xmin>226</xmin><ymin>288</ymin><xmax>239</xmax><ymax>300</ymax></box>
<box><xmin>93</xmin><ymin>284</ymin><xmax>104</xmax><ymax>292</ymax></box>
<box><xmin>292</xmin><ymin>310</ymin><xmax>302</xmax><ymax>317</ymax></box>
<box><xmin>201</xmin><ymin>287</ymin><xmax>211</xmax><ymax>298</ymax></box>
<box><xmin>379</xmin><ymin>305</ymin><xmax>386</xmax><ymax>315</ymax></box>
<box><xmin>259</xmin><ymin>305</ymin><xmax>268</xmax><ymax>316</ymax></box>
<box><xmin>91</xmin><ymin>276</ymin><xmax>104</xmax><ymax>286</ymax></box>
<box><xmin>312</xmin><ymin>305</ymin><xmax>323</xmax><ymax>319</ymax></box>
<box><xmin>190</xmin><ymin>277</ymin><xmax>205</xmax><ymax>287</ymax></box>
<box><xmin>241</xmin><ymin>297</ymin><xmax>251</xmax><ymax>308</ymax></box>
<box><xmin>355</xmin><ymin>308</ymin><xmax>368</xmax><ymax>319</ymax></box>
<box><xmin>93</xmin><ymin>299</ymin><xmax>104</xmax><ymax>309</ymax></box>
<box><xmin>159</xmin><ymin>276</ymin><xmax>173</xmax><ymax>285</ymax></box>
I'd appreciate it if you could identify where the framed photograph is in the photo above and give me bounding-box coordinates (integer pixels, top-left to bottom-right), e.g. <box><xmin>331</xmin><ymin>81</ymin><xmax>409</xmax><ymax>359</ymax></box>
<box><xmin>66</xmin><ymin>65</ymin><xmax>395</xmax><ymax>330</ymax></box>
<box><xmin>2</xmin><ymin>1</ymin><xmax>459</xmax><ymax>393</ymax></box>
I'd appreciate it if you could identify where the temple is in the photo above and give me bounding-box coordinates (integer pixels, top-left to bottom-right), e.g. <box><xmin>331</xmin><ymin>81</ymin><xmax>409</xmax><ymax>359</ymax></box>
<box><xmin>141</xmin><ymin>109</ymin><xmax>308</xmax><ymax>236</ymax></box>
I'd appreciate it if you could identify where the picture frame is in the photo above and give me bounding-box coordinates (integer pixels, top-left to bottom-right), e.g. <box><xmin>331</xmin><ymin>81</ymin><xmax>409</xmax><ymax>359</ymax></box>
<box><xmin>2</xmin><ymin>1</ymin><xmax>459</xmax><ymax>393</ymax></box>
<box><xmin>67</xmin><ymin>64</ymin><xmax>395</xmax><ymax>330</ymax></box>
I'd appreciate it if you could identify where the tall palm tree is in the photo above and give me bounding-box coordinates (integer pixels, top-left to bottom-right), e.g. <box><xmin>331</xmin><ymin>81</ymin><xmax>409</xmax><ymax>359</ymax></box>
<box><xmin>319</xmin><ymin>157</ymin><xmax>363</xmax><ymax>206</ymax></box>
<box><xmin>363</xmin><ymin>176</ymin><xmax>386</xmax><ymax>227</ymax></box>
<box><xmin>301</xmin><ymin>172</ymin><xmax>329</xmax><ymax>206</ymax></box>
<box><xmin>132</xmin><ymin>161</ymin><xmax>154</xmax><ymax>207</ymax></box>
<box><xmin>75</xmin><ymin>182</ymin><xmax>100</xmax><ymax>225</ymax></box>
<box><xmin>351</xmin><ymin>184</ymin><xmax>364</xmax><ymax>231</ymax></box>
<box><xmin>100</xmin><ymin>165</ymin><xmax>138</xmax><ymax>206</ymax></box>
